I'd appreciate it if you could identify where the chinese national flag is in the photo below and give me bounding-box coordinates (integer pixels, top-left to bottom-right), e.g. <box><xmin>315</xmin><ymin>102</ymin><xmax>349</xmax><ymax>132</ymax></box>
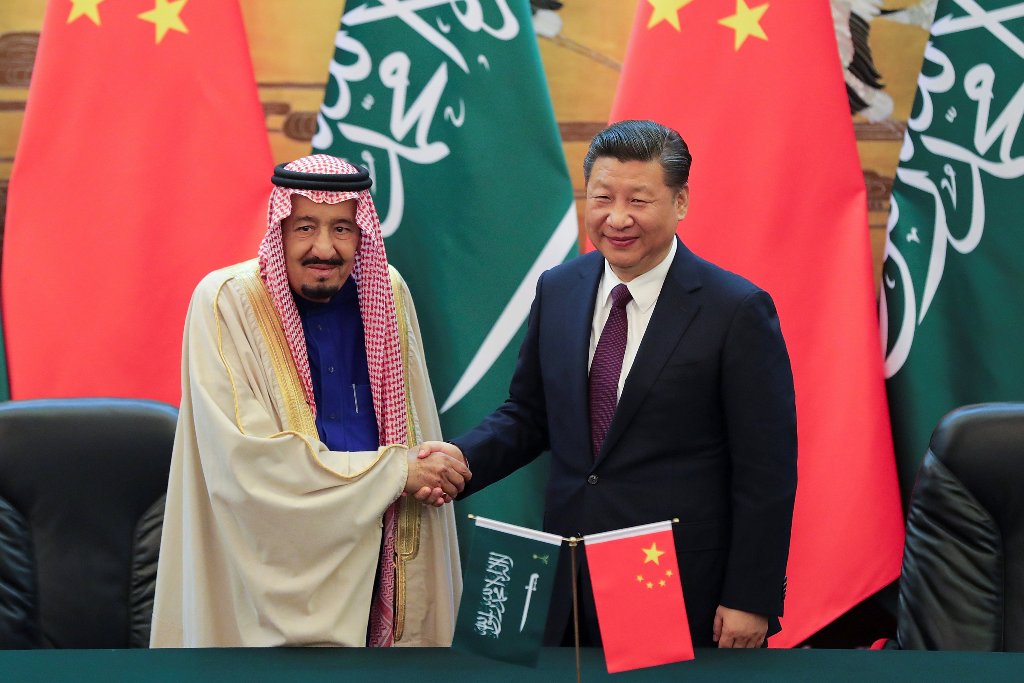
<box><xmin>585</xmin><ymin>521</ymin><xmax>693</xmax><ymax>673</ymax></box>
<box><xmin>609</xmin><ymin>1</ymin><xmax>904</xmax><ymax>646</ymax></box>
<box><xmin>2</xmin><ymin>0</ymin><xmax>271</xmax><ymax>405</ymax></box>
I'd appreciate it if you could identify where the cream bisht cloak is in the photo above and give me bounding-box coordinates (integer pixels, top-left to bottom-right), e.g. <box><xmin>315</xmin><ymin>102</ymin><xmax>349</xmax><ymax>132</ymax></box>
<box><xmin>150</xmin><ymin>261</ymin><xmax>460</xmax><ymax>646</ymax></box>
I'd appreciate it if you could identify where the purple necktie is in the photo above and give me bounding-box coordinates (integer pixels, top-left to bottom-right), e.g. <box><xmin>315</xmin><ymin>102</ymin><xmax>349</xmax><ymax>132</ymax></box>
<box><xmin>589</xmin><ymin>283</ymin><xmax>632</xmax><ymax>457</ymax></box>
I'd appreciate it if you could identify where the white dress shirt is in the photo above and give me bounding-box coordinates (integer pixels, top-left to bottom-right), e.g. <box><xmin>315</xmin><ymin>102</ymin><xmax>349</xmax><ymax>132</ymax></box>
<box><xmin>588</xmin><ymin>239</ymin><xmax>677</xmax><ymax>399</ymax></box>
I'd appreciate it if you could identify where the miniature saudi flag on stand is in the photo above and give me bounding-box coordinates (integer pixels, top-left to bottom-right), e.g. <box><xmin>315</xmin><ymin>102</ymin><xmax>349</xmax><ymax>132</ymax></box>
<box><xmin>453</xmin><ymin>517</ymin><xmax>563</xmax><ymax>666</ymax></box>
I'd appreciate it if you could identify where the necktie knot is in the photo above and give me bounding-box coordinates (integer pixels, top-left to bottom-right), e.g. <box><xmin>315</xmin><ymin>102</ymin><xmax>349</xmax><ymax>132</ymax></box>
<box><xmin>611</xmin><ymin>283</ymin><xmax>632</xmax><ymax>309</ymax></box>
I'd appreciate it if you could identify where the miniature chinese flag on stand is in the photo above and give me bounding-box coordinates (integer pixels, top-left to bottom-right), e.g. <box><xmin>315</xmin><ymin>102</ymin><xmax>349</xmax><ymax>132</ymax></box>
<box><xmin>584</xmin><ymin>521</ymin><xmax>693</xmax><ymax>673</ymax></box>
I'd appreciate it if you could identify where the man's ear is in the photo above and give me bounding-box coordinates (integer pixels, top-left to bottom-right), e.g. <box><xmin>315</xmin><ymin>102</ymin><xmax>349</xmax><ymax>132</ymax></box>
<box><xmin>675</xmin><ymin>185</ymin><xmax>690</xmax><ymax>220</ymax></box>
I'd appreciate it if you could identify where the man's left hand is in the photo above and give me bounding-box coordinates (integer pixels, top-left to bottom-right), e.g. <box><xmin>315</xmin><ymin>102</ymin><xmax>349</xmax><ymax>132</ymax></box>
<box><xmin>410</xmin><ymin>441</ymin><xmax>471</xmax><ymax>506</ymax></box>
<box><xmin>713</xmin><ymin>605</ymin><xmax>768</xmax><ymax>648</ymax></box>
<box><xmin>411</xmin><ymin>486</ymin><xmax>447</xmax><ymax>507</ymax></box>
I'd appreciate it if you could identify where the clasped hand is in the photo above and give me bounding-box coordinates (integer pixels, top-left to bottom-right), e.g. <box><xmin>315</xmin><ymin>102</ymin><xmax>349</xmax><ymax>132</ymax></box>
<box><xmin>405</xmin><ymin>441</ymin><xmax>470</xmax><ymax>507</ymax></box>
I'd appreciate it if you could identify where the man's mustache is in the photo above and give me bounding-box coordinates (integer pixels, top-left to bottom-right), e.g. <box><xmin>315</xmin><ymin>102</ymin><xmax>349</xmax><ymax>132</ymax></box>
<box><xmin>302</xmin><ymin>257</ymin><xmax>345</xmax><ymax>267</ymax></box>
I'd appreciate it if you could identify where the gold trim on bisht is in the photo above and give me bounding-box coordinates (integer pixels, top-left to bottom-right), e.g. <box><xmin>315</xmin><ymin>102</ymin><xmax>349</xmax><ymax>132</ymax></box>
<box><xmin>234</xmin><ymin>259</ymin><xmax>318</xmax><ymax>438</ymax></box>
<box><xmin>391</xmin><ymin>265</ymin><xmax>421</xmax><ymax>642</ymax></box>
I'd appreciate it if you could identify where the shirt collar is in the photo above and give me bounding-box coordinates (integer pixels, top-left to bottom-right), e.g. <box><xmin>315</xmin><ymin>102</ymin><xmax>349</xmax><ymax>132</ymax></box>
<box><xmin>598</xmin><ymin>238</ymin><xmax>677</xmax><ymax>314</ymax></box>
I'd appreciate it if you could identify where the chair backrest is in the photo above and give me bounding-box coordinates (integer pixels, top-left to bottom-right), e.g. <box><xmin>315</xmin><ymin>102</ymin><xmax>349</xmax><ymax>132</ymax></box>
<box><xmin>897</xmin><ymin>402</ymin><xmax>1024</xmax><ymax>651</ymax></box>
<box><xmin>0</xmin><ymin>398</ymin><xmax>177</xmax><ymax>649</ymax></box>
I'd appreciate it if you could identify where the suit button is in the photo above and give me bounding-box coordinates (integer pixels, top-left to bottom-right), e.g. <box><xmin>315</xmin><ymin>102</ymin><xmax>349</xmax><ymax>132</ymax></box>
<box><xmin>587</xmin><ymin>474</ymin><xmax>598</xmax><ymax>485</ymax></box>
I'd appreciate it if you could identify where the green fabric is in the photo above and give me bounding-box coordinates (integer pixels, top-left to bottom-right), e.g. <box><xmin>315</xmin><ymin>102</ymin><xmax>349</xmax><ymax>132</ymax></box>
<box><xmin>1</xmin><ymin>647</ymin><xmax>1020</xmax><ymax>682</ymax></box>
<box><xmin>453</xmin><ymin>520</ymin><xmax>562</xmax><ymax>666</ymax></box>
<box><xmin>881</xmin><ymin>0</ymin><xmax>1024</xmax><ymax>503</ymax></box>
<box><xmin>313</xmin><ymin>2</ymin><xmax>577</xmax><ymax>537</ymax></box>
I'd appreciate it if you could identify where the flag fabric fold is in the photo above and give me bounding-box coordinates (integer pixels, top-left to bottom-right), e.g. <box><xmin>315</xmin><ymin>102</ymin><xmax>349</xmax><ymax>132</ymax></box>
<box><xmin>453</xmin><ymin>516</ymin><xmax>563</xmax><ymax>666</ymax></box>
<box><xmin>2</xmin><ymin>0</ymin><xmax>271</xmax><ymax>405</ymax></box>
<box><xmin>609</xmin><ymin>0</ymin><xmax>904</xmax><ymax>646</ymax></box>
<box><xmin>882</xmin><ymin>0</ymin><xmax>1024</xmax><ymax>500</ymax></box>
<box><xmin>584</xmin><ymin>520</ymin><xmax>693</xmax><ymax>673</ymax></box>
<box><xmin>312</xmin><ymin>1</ymin><xmax>577</xmax><ymax>536</ymax></box>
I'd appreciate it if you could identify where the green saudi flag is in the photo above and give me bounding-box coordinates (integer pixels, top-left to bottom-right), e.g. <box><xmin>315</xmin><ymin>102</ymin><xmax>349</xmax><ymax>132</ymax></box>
<box><xmin>881</xmin><ymin>0</ymin><xmax>1024</xmax><ymax>502</ymax></box>
<box><xmin>454</xmin><ymin>517</ymin><xmax>562</xmax><ymax>666</ymax></box>
<box><xmin>314</xmin><ymin>2</ymin><xmax>577</xmax><ymax>533</ymax></box>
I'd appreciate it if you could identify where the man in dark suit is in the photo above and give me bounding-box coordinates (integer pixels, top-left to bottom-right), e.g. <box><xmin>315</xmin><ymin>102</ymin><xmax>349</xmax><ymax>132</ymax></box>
<box><xmin>422</xmin><ymin>120</ymin><xmax>796</xmax><ymax>648</ymax></box>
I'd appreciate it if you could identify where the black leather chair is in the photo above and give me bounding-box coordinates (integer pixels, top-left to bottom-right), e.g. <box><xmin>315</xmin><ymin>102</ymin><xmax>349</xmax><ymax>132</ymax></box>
<box><xmin>896</xmin><ymin>402</ymin><xmax>1024</xmax><ymax>651</ymax></box>
<box><xmin>0</xmin><ymin>398</ymin><xmax>177</xmax><ymax>648</ymax></box>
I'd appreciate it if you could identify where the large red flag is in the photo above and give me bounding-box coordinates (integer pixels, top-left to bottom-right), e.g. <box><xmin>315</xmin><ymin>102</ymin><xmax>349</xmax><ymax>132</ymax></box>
<box><xmin>609</xmin><ymin>0</ymin><xmax>903</xmax><ymax>646</ymax></box>
<box><xmin>585</xmin><ymin>521</ymin><xmax>693</xmax><ymax>673</ymax></box>
<box><xmin>2</xmin><ymin>0</ymin><xmax>271</xmax><ymax>405</ymax></box>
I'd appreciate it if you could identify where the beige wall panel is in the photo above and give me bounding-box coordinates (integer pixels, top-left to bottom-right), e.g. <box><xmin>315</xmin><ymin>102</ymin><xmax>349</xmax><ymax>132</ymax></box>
<box><xmin>240</xmin><ymin>2</ymin><xmax>341</xmax><ymax>84</ymax></box>
<box><xmin>538</xmin><ymin>39</ymin><xmax>622</xmax><ymax>124</ymax></box>
<box><xmin>0</xmin><ymin>4</ymin><xmax>44</xmax><ymax>29</ymax></box>
<box><xmin>537</xmin><ymin>0</ymin><xmax>631</xmax><ymax>122</ymax></box>
<box><xmin>0</xmin><ymin>109</ymin><xmax>22</xmax><ymax>163</ymax></box>
<box><xmin>871</xmin><ymin>22</ymin><xmax>929</xmax><ymax>122</ymax></box>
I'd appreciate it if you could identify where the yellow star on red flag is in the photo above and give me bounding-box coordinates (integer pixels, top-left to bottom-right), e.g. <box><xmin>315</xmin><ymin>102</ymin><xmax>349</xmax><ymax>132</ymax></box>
<box><xmin>646</xmin><ymin>0</ymin><xmax>696</xmax><ymax>31</ymax></box>
<box><xmin>642</xmin><ymin>542</ymin><xmax>666</xmax><ymax>565</ymax></box>
<box><xmin>67</xmin><ymin>0</ymin><xmax>104</xmax><ymax>26</ymax></box>
<box><xmin>719</xmin><ymin>0</ymin><xmax>769</xmax><ymax>51</ymax></box>
<box><xmin>138</xmin><ymin>0</ymin><xmax>189</xmax><ymax>44</ymax></box>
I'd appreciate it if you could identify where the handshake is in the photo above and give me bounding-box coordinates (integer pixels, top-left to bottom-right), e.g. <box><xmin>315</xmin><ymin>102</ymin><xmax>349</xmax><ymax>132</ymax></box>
<box><xmin>405</xmin><ymin>440</ymin><xmax>470</xmax><ymax>507</ymax></box>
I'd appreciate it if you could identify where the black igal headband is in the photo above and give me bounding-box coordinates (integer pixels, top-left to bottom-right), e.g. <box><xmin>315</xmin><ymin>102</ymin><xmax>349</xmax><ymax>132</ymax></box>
<box><xmin>271</xmin><ymin>163</ymin><xmax>373</xmax><ymax>191</ymax></box>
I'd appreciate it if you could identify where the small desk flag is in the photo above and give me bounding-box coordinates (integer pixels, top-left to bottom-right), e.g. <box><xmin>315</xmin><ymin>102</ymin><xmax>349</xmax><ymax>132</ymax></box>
<box><xmin>585</xmin><ymin>520</ymin><xmax>693</xmax><ymax>673</ymax></box>
<box><xmin>454</xmin><ymin>517</ymin><xmax>562</xmax><ymax>666</ymax></box>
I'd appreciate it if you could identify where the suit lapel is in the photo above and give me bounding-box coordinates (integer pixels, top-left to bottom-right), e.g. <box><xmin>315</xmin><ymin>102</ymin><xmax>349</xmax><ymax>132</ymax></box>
<box><xmin>596</xmin><ymin>241</ymin><xmax>702</xmax><ymax>463</ymax></box>
<box><xmin>563</xmin><ymin>256</ymin><xmax>604</xmax><ymax>461</ymax></box>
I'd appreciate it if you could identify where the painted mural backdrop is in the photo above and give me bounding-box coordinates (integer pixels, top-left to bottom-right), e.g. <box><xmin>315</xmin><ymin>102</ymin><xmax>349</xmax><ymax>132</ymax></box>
<box><xmin>1</xmin><ymin>0</ymin><xmax>934</xmax><ymax>278</ymax></box>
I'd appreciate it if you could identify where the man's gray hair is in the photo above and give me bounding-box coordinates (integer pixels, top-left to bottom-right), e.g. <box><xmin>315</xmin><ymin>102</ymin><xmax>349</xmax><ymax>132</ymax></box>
<box><xmin>583</xmin><ymin>120</ymin><xmax>692</xmax><ymax>191</ymax></box>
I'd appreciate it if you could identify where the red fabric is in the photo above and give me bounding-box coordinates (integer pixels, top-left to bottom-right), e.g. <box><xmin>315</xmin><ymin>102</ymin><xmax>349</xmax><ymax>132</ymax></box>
<box><xmin>607</xmin><ymin>0</ymin><xmax>903</xmax><ymax>646</ymax></box>
<box><xmin>3</xmin><ymin>0</ymin><xmax>271</xmax><ymax>405</ymax></box>
<box><xmin>869</xmin><ymin>638</ymin><xmax>890</xmax><ymax>650</ymax></box>
<box><xmin>585</xmin><ymin>525</ymin><xmax>694</xmax><ymax>673</ymax></box>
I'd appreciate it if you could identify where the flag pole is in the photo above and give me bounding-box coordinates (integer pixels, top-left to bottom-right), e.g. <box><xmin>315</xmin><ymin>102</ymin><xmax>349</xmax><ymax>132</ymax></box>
<box><xmin>568</xmin><ymin>536</ymin><xmax>581</xmax><ymax>683</ymax></box>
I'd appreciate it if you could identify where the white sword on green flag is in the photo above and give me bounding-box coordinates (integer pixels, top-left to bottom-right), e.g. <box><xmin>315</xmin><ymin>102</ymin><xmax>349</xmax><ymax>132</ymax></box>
<box><xmin>520</xmin><ymin>573</ymin><xmax>539</xmax><ymax>632</ymax></box>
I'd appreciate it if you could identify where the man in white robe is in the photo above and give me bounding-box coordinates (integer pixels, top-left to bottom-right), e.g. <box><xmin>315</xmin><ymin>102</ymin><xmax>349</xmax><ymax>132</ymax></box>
<box><xmin>151</xmin><ymin>156</ymin><xmax>465</xmax><ymax>647</ymax></box>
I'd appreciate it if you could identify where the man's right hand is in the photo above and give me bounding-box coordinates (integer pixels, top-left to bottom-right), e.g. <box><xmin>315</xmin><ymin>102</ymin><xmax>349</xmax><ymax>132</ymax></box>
<box><xmin>416</xmin><ymin>441</ymin><xmax>466</xmax><ymax>465</ymax></box>
<box><xmin>410</xmin><ymin>441</ymin><xmax>469</xmax><ymax>506</ymax></box>
<box><xmin>406</xmin><ymin>446</ymin><xmax>471</xmax><ymax>506</ymax></box>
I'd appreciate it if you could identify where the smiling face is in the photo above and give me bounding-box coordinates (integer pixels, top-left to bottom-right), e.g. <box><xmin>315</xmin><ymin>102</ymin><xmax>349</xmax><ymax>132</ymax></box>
<box><xmin>585</xmin><ymin>156</ymin><xmax>689</xmax><ymax>282</ymax></box>
<box><xmin>281</xmin><ymin>195</ymin><xmax>360</xmax><ymax>302</ymax></box>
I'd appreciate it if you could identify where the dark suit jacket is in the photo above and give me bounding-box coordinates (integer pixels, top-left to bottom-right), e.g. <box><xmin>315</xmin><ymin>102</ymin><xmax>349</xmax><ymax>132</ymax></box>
<box><xmin>454</xmin><ymin>239</ymin><xmax>797</xmax><ymax>647</ymax></box>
